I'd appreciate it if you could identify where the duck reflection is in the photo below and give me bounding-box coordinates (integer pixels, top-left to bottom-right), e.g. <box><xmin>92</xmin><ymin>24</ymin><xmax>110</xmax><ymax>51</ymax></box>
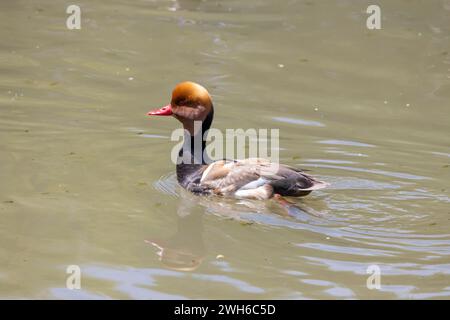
<box><xmin>146</xmin><ymin>193</ymin><xmax>206</xmax><ymax>272</ymax></box>
<box><xmin>147</xmin><ymin>187</ymin><xmax>330</xmax><ymax>272</ymax></box>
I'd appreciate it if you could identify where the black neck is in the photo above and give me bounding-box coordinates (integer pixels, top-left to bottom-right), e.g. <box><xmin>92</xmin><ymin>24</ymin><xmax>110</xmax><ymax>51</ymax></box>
<box><xmin>176</xmin><ymin>107</ymin><xmax>214</xmax><ymax>187</ymax></box>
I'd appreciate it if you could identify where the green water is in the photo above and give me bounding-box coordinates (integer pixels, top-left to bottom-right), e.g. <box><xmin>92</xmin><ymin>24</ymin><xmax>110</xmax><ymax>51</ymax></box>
<box><xmin>0</xmin><ymin>0</ymin><xmax>449</xmax><ymax>299</ymax></box>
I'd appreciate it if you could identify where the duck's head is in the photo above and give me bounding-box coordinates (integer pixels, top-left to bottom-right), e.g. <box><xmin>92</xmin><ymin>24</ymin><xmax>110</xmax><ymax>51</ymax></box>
<box><xmin>147</xmin><ymin>81</ymin><xmax>214</xmax><ymax>135</ymax></box>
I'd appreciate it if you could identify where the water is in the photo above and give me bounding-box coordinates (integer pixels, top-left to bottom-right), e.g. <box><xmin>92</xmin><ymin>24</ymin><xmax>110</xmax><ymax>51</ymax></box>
<box><xmin>0</xmin><ymin>0</ymin><xmax>449</xmax><ymax>299</ymax></box>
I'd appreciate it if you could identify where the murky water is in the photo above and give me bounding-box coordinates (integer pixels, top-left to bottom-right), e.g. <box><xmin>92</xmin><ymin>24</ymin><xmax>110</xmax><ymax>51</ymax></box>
<box><xmin>1</xmin><ymin>0</ymin><xmax>449</xmax><ymax>299</ymax></box>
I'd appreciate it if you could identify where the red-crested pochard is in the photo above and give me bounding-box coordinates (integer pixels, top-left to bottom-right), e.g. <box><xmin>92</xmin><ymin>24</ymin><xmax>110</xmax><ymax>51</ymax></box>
<box><xmin>147</xmin><ymin>81</ymin><xmax>328</xmax><ymax>200</ymax></box>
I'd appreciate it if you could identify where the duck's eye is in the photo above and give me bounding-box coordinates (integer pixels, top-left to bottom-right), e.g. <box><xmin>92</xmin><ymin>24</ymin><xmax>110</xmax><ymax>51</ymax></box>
<box><xmin>175</xmin><ymin>98</ymin><xmax>189</xmax><ymax>106</ymax></box>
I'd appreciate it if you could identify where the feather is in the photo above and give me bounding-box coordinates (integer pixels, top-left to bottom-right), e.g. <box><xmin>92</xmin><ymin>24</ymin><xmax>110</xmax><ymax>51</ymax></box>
<box><xmin>197</xmin><ymin>158</ymin><xmax>328</xmax><ymax>199</ymax></box>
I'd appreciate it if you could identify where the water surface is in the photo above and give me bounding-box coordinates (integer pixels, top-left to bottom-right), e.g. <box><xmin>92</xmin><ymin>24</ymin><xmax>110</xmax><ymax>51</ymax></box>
<box><xmin>0</xmin><ymin>0</ymin><xmax>449</xmax><ymax>299</ymax></box>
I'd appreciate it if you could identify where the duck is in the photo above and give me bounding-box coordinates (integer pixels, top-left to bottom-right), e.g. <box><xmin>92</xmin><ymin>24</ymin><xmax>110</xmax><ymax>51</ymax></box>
<box><xmin>147</xmin><ymin>81</ymin><xmax>328</xmax><ymax>201</ymax></box>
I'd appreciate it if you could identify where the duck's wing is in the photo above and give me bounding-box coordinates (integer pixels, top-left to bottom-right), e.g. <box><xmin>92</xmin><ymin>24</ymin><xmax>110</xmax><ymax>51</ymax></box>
<box><xmin>199</xmin><ymin>158</ymin><xmax>328</xmax><ymax>199</ymax></box>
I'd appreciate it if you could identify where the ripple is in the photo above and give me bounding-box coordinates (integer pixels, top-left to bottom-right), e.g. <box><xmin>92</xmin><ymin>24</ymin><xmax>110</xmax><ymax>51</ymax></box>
<box><xmin>68</xmin><ymin>264</ymin><xmax>264</xmax><ymax>299</ymax></box>
<box><xmin>126</xmin><ymin>127</ymin><xmax>168</xmax><ymax>139</ymax></box>
<box><xmin>300</xmin><ymin>163</ymin><xmax>430</xmax><ymax>181</ymax></box>
<box><xmin>324</xmin><ymin>149</ymin><xmax>369</xmax><ymax>157</ymax></box>
<box><xmin>140</xmin><ymin>134</ymin><xmax>168</xmax><ymax>139</ymax></box>
<box><xmin>191</xmin><ymin>274</ymin><xmax>264</xmax><ymax>294</ymax></box>
<box><xmin>381</xmin><ymin>190</ymin><xmax>450</xmax><ymax>202</ymax></box>
<box><xmin>304</xmin><ymin>159</ymin><xmax>356</xmax><ymax>164</ymax></box>
<box><xmin>79</xmin><ymin>265</ymin><xmax>186</xmax><ymax>299</ymax></box>
<box><xmin>324</xmin><ymin>287</ymin><xmax>355</xmax><ymax>298</ymax></box>
<box><xmin>272</xmin><ymin>116</ymin><xmax>325</xmax><ymax>127</ymax></box>
<box><xmin>431</xmin><ymin>151</ymin><xmax>450</xmax><ymax>158</ymax></box>
<box><xmin>298</xmin><ymin>243</ymin><xmax>397</xmax><ymax>257</ymax></box>
<box><xmin>319</xmin><ymin>139</ymin><xmax>375</xmax><ymax>148</ymax></box>
<box><xmin>153</xmin><ymin>173</ymin><xmax>179</xmax><ymax>197</ymax></box>
<box><xmin>49</xmin><ymin>288</ymin><xmax>111</xmax><ymax>300</ymax></box>
<box><xmin>304</xmin><ymin>256</ymin><xmax>450</xmax><ymax>277</ymax></box>
<box><xmin>325</xmin><ymin>176</ymin><xmax>400</xmax><ymax>190</ymax></box>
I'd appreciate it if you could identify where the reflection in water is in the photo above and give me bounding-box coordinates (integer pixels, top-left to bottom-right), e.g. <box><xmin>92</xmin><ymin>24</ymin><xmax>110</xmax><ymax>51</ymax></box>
<box><xmin>146</xmin><ymin>196</ymin><xmax>206</xmax><ymax>272</ymax></box>
<box><xmin>148</xmin><ymin>178</ymin><xmax>332</xmax><ymax>271</ymax></box>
